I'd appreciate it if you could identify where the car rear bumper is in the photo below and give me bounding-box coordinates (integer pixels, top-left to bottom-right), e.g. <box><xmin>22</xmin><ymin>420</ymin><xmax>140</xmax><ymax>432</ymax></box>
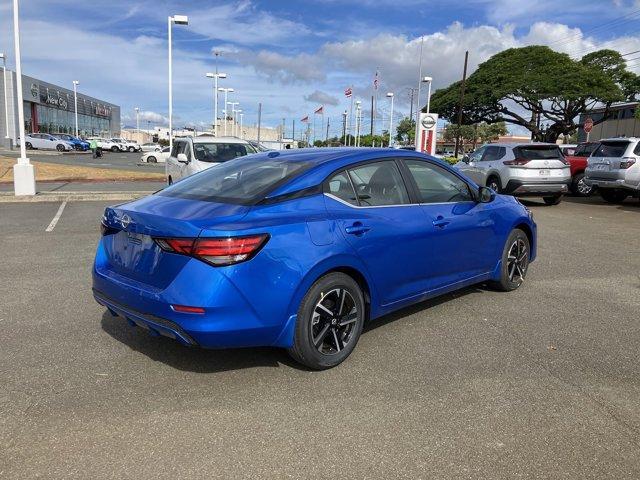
<box><xmin>503</xmin><ymin>180</ymin><xmax>570</xmax><ymax>196</ymax></box>
<box><xmin>584</xmin><ymin>177</ymin><xmax>639</xmax><ymax>191</ymax></box>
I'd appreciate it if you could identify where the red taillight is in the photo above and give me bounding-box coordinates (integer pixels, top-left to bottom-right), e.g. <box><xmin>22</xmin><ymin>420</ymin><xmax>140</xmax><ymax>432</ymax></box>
<box><xmin>503</xmin><ymin>157</ymin><xmax>530</xmax><ymax>166</ymax></box>
<box><xmin>155</xmin><ymin>234</ymin><xmax>269</xmax><ymax>266</ymax></box>
<box><xmin>171</xmin><ymin>304</ymin><xmax>205</xmax><ymax>314</ymax></box>
<box><xmin>620</xmin><ymin>157</ymin><xmax>636</xmax><ymax>169</ymax></box>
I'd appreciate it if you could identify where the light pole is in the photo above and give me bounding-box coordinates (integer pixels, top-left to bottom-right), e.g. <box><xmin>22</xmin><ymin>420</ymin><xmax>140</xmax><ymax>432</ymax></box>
<box><xmin>134</xmin><ymin>107</ymin><xmax>140</xmax><ymax>133</ymax></box>
<box><xmin>206</xmin><ymin>72</ymin><xmax>226</xmax><ymax>136</ymax></box>
<box><xmin>235</xmin><ymin>110</ymin><xmax>242</xmax><ymax>137</ymax></box>
<box><xmin>414</xmin><ymin>76</ymin><xmax>432</xmax><ymax>149</ymax></box>
<box><xmin>386</xmin><ymin>92</ymin><xmax>394</xmax><ymax>147</ymax></box>
<box><xmin>228</xmin><ymin>101</ymin><xmax>239</xmax><ymax>136</ymax></box>
<box><xmin>12</xmin><ymin>0</ymin><xmax>35</xmax><ymax>196</ymax></box>
<box><xmin>168</xmin><ymin>14</ymin><xmax>188</xmax><ymax>151</ymax></box>
<box><xmin>355</xmin><ymin>100</ymin><xmax>362</xmax><ymax>147</ymax></box>
<box><xmin>239</xmin><ymin>112</ymin><xmax>244</xmax><ymax>139</ymax></box>
<box><xmin>0</xmin><ymin>54</ymin><xmax>10</xmax><ymax>142</ymax></box>
<box><xmin>72</xmin><ymin>80</ymin><xmax>79</xmax><ymax>137</ymax></box>
<box><xmin>218</xmin><ymin>87</ymin><xmax>234</xmax><ymax>136</ymax></box>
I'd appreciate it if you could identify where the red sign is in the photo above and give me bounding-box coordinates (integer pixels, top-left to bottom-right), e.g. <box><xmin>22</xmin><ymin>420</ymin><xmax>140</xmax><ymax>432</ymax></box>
<box><xmin>584</xmin><ymin>117</ymin><xmax>593</xmax><ymax>133</ymax></box>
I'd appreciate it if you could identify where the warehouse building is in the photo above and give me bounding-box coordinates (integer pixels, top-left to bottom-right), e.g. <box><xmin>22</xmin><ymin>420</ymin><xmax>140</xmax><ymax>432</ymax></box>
<box><xmin>0</xmin><ymin>70</ymin><xmax>120</xmax><ymax>148</ymax></box>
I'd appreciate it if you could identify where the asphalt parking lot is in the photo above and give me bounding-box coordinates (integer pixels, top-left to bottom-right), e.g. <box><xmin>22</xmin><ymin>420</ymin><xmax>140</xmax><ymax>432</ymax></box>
<box><xmin>0</xmin><ymin>150</ymin><xmax>164</xmax><ymax>173</ymax></box>
<box><xmin>2</xmin><ymin>195</ymin><xmax>640</xmax><ymax>478</ymax></box>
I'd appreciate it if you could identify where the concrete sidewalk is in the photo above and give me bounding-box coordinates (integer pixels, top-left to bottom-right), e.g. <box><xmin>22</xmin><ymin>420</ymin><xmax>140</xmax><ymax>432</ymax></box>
<box><xmin>0</xmin><ymin>180</ymin><xmax>164</xmax><ymax>202</ymax></box>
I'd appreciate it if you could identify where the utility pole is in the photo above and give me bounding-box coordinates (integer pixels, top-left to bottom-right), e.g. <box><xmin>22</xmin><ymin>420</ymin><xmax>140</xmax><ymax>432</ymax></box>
<box><xmin>257</xmin><ymin>102</ymin><xmax>262</xmax><ymax>145</ymax></box>
<box><xmin>342</xmin><ymin>110</ymin><xmax>347</xmax><ymax>145</ymax></box>
<box><xmin>454</xmin><ymin>50</ymin><xmax>469</xmax><ymax>159</ymax></box>
<box><xmin>325</xmin><ymin>117</ymin><xmax>330</xmax><ymax>143</ymax></box>
<box><xmin>408</xmin><ymin>88</ymin><xmax>416</xmax><ymax>123</ymax></box>
<box><xmin>280</xmin><ymin>117</ymin><xmax>285</xmax><ymax>149</ymax></box>
<box><xmin>292</xmin><ymin>119</ymin><xmax>295</xmax><ymax>146</ymax></box>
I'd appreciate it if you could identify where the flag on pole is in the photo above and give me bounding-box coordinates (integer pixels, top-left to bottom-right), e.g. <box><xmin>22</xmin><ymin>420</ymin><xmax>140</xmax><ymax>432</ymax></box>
<box><xmin>344</xmin><ymin>87</ymin><xmax>352</xmax><ymax>98</ymax></box>
<box><xmin>301</xmin><ymin>115</ymin><xmax>309</xmax><ymax>122</ymax></box>
<box><xmin>314</xmin><ymin>105</ymin><xmax>324</xmax><ymax>114</ymax></box>
<box><xmin>373</xmin><ymin>70</ymin><xmax>379</xmax><ymax>90</ymax></box>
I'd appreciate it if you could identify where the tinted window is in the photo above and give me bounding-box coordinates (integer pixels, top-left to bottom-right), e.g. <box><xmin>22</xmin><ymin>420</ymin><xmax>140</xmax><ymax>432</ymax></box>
<box><xmin>574</xmin><ymin>143</ymin><xmax>598</xmax><ymax>156</ymax></box>
<box><xmin>468</xmin><ymin>146</ymin><xmax>486</xmax><ymax>162</ymax></box>
<box><xmin>405</xmin><ymin>160</ymin><xmax>473</xmax><ymax>203</ymax></box>
<box><xmin>514</xmin><ymin>146</ymin><xmax>562</xmax><ymax>160</ymax></box>
<box><xmin>159</xmin><ymin>157</ymin><xmax>310</xmax><ymax>204</ymax></box>
<box><xmin>326</xmin><ymin>171</ymin><xmax>358</xmax><ymax>206</ymax></box>
<box><xmin>482</xmin><ymin>146</ymin><xmax>506</xmax><ymax>161</ymax></box>
<box><xmin>633</xmin><ymin>143</ymin><xmax>640</xmax><ymax>156</ymax></box>
<box><xmin>347</xmin><ymin>161</ymin><xmax>410</xmax><ymax>206</ymax></box>
<box><xmin>592</xmin><ymin>141</ymin><xmax>630</xmax><ymax>158</ymax></box>
<box><xmin>193</xmin><ymin>142</ymin><xmax>254</xmax><ymax>163</ymax></box>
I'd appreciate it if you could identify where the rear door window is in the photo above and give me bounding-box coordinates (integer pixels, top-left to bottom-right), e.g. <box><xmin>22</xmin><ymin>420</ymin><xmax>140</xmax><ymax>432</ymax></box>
<box><xmin>592</xmin><ymin>141</ymin><xmax>630</xmax><ymax>158</ymax></box>
<box><xmin>514</xmin><ymin>146</ymin><xmax>563</xmax><ymax>160</ymax></box>
<box><xmin>325</xmin><ymin>171</ymin><xmax>358</xmax><ymax>206</ymax></box>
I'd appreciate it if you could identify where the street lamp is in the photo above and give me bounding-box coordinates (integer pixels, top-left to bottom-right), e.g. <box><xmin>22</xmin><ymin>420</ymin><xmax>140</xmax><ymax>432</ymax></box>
<box><xmin>206</xmin><ymin>72</ymin><xmax>226</xmax><ymax>136</ymax></box>
<box><xmin>168</xmin><ymin>14</ymin><xmax>189</xmax><ymax>151</ymax></box>
<box><xmin>228</xmin><ymin>101</ymin><xmax>239</xmax><ymax>136</ymax></box>
<box><xmin>218</xmin><ymin>88</ymin><xmax>234</xmax><ymax>135</ymax></box>
<box><xmin>72</xmin><ymin>80</ymin><xmax>79</xmax><ymax>137</ymax></box>
<box><xmin>414</xmin><ymin>75</ymin><xmax>433</xmax><ymax>149</ymax></box>
<box><xmin>12</xmin><ymin>0</ymin><xmax>35</xmax><ymax>196</ymax></box>
<box><xmin>239</xmin><ymin>112</ymin><xmax>244</xmax><ymax>139</ymax></box>
<box><xmin>0</xmin><ymin>54</ymin><xmax>10</xmax><ymax>142</ymax></box>
<box><xmin>134</xmin><ymin>107</ymin><xmax>140</xmax><ymax>133</ymax></box>
<box><xmin>386</xmin><ymin>92</ymin><xmax>394</xmax><ymax>147</ymax></box>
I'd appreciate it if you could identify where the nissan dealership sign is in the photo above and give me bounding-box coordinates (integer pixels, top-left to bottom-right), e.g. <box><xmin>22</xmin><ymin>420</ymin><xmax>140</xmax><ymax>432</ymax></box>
<box><xmin>416</xmin><ymin>113</ymin><xmax>438</xmax><ymax>156</ymax></box>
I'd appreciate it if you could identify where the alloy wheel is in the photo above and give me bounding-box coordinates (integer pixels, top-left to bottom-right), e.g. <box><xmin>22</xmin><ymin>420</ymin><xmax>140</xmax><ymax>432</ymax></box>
<box><xmin>310</xmin><ymin>288</ymin><xmax>359</xmax><ymax>355</ymax></box>
<box><xmin>507</xmin><ymin>238</ymin><xmax>528</xmax><ymax>284</ymax></box>
<box><xmin>577</xmin><ymin>177</ymin><xmax>592</xmax><ymax>196</ymax></box>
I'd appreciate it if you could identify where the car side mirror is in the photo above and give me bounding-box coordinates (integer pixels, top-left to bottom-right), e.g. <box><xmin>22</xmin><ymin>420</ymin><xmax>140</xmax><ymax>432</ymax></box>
<box><xmin>478</xmin><ymin>186</ymin><xmax>495</xmax><ymax>203</ymax></box>
<box><xmin>177</xmin><ymin>153</ymin><xmax>189</xmax><ymax>164</ymax></box>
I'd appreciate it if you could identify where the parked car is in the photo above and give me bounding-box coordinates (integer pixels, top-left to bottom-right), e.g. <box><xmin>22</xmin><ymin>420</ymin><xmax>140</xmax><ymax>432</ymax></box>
<box><xmin>140</xmin><ymin>146</ymin><xmax>170</xmax><ymax>163</ymax></box>
<box><xmin>166</xmin><ymin>136</ymin><xmax>258</xmax><ymax>184</ymax></box>
<box><xmin>52</xmin><ymin>133</ymin><xmax>90</xmax><ymax>151</ymax></box>
<box><xmin>455</xmin><ymin>143</ymin><xmax>571</xmax><ymax>205</ymax></box>
<box><xmin>19</xmin><ymin>133</ymin><xmax>74</xmax><ymax>152</ymax></box>
<box><xmin>585</xmin><ymin>137</ymin><xmax>640</xmax><ymax>203</ymax></box>
<box><xmin>564</xmin><ymin>141</ymin><xmax>599</xmax><ymax>196</ymax></box>
<box><xmin>111</xmin><ymin>138</ymin><xmax>142</xmax><ymax>153</ymax></box>
<box><xmin>86</xmin><ymin>137</ymin><xmax>119</xmax><ymax>152</ymax></box>
<box><xmin>93</xmin><ymin>148</ymin><xmax>537</xmax><ymax>369</ymax></box>
<box><xmin>141</xmin><ymin>142</ymin><xmax>162</xmax><ymax>152</ymax></box>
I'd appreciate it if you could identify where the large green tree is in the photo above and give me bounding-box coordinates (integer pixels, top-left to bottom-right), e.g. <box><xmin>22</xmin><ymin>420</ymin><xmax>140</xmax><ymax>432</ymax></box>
<box><xmin>430</xmin><ymin>46</ymin><xmax>636</xmax><ymax>142</ymax></box>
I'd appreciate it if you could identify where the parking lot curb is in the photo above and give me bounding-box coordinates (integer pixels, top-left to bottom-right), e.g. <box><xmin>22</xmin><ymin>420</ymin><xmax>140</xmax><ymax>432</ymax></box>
<box><xmin>0</xmin><ymin>191</ymin><xmax>152</xmax><ymax>203</ymax></box>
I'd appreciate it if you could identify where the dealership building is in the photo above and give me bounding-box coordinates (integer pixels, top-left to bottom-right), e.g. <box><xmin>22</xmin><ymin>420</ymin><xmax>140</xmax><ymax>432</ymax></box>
<box><xmin>0</xmin><ymin>70</ymin><xmax>120</xmax><ymax>148</ymax></box>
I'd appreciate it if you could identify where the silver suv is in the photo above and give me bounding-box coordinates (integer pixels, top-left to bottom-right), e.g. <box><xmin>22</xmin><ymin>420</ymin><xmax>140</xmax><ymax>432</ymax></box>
<box><xmin>455</xmin><ymin>143</ymin><xmax>571</xmax><ymax>205</ymax></box>
<box><xmin>584</xmin><ymin>137</ymin><xmax>640</xmax><ymax>203</ymax></box>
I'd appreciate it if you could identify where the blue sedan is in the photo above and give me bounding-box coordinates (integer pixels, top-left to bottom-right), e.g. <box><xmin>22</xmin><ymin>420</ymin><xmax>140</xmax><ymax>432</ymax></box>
<box><xmin>53</xmin><ymin>133</ymin><xmax>90</xmax><ymax>151</ymax></box>
<box><xmin>93</xmin><ymin>148</ymin><xmax>536</xmax><ymax>369</ymax></box>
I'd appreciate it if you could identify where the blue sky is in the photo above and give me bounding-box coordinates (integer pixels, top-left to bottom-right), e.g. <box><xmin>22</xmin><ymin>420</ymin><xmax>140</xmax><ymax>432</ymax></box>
<box><xmin>1</xmin><ymin>0</ymin><xmax>639</xmax><ymax>136</ymax></box>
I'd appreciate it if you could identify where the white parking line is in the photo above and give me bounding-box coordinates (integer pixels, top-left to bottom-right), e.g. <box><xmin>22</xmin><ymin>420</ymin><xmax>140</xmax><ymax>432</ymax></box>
<box><xmin>45</xmin><ymin>201</ymin><xmax>67</xmax><ymax>232</ymax></box>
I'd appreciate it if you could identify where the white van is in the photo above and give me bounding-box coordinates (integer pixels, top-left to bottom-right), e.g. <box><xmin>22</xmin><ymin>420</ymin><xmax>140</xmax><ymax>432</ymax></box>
<box><xmin>166</xmin><ymin>136</ymin><xmax>257</xmax><ymax>184</ymax></box>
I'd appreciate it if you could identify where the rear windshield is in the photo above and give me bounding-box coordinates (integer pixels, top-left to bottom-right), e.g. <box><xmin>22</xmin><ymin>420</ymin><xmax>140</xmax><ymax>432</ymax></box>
<box><xmin>514</xmin><ymin>146</ymin><xmax>563</xmax><ymax>160</ymax></box>
<box><xmin>592</xmin><ymin>141</ymin><xmax>630</xmax><ymax>158</ymax></box>
<box><xmin>193</xmin><ymin>142</ymin><xmax>257</xmax><ymax>163</ymax></box>
<box><xmin>159</xmin><ymin>156</ymin><xmax>310</xmax><ymax>204</ymax></box>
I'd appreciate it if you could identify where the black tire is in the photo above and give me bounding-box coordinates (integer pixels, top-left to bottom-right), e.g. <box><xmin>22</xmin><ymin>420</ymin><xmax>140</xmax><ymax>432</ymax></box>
<box><xmin>111</xmin><ymin>146</ymin><xmax>119</xmax><ymax>152</ymax></box>
<box><xmin>288</xmin><ymin>272</ymin><xmax>365</xmax><ymax>370</ymax></box>
<box><xmin>486</xmin><ymin>176</ymin><xmax>502</xmax><ymax>193</ymax></box>
<box><xmin>56</xmin><ymin>144</ymin><xmax>65</xmax><ymax>152</ymax></box>
<box><xmin>543</xmin><ymin>194</ymin><xmax>563</xmax><ymax>205</ymax></box>
<box><xmin>600</xmin><ymin>188</ymin><xmax>628</xmax><ymax>204</ymax></box>
<box><xmin>489</xmin><ymin>229</ymin><xmax>530</xmax><ymax>292</ymax></box>
<box><xmin>128</xmin><ymin>146</ymin><xmax>135</xmax><ymax>152</ymax></box>
<box><xmin>570</xmin><ymin>173</ymin><xmax>593</xmax><ymax>197</ymax></box>
<box><xmin>147</xmin><ymin>156</ymin><xmax>157</xmax><ymax>163</ymax></box>
<box><xmin>25</xmin><ymin>142</ymin><xmax>32</xmax><ymax>150</ymax></box>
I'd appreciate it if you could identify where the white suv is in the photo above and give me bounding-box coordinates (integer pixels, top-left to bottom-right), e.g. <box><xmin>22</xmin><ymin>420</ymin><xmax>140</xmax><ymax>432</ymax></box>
<box><xmin>585</xmin><ymin>137</ymin><xmax>640</xmax><ymax>203</ymax></box>
<box><xmin>455</xmin><ymin>143</ymin><xmax>571</xmax><ymax>205</ymax></box>
<box><xmin>111</xmin><ymin>138</ymin><xmax>141</xmax><ymax>153</ymax></box>
<box><xmin>87</xmin><ymin>137</ymin><xmax>119</xmax><ymax>152</ymax></box>
<box><xmin>166</xmin><ymin>136</ymin><xmax>257</xmax><ymax>184</ymax></box>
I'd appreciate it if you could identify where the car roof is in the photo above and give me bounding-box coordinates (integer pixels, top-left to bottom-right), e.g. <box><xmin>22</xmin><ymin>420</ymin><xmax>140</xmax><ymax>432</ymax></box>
<box><xmin>175</xmin><ymin>136</ymin><xmax>251</xmax><ymax>144</ymax></box>
<box><xmin>600</xmin><ymin>137</ymin><xmax>639</xmax><ymax>142</ymax></box>
<box><xmin>487</xmin><ymin>142</ymin><xmax>559</xmax><ymax>148</ymax></box>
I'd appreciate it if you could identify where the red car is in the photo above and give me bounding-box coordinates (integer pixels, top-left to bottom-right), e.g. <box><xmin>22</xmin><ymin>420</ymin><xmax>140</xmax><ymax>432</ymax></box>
<box><xmin>564</xmin><ymin>142</ymin><xmax>599</xmax><ymax>196</ymax></box>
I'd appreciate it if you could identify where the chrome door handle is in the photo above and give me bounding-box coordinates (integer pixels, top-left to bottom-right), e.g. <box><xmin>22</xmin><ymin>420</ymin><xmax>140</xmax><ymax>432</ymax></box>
<box><xmin>345</xmin><ymin>223</ymin><xmax>371</xmax><ymax>235</ymax></box>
